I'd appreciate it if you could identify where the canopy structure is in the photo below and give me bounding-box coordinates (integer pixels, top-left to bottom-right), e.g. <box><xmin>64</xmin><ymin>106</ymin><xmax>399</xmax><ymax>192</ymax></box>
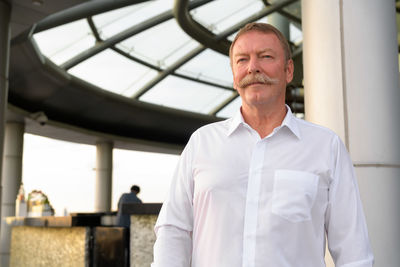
<box><xmin>8</xmin><ymin>0</ymin><xmax>304</xmax><ymax>150</ymax></box>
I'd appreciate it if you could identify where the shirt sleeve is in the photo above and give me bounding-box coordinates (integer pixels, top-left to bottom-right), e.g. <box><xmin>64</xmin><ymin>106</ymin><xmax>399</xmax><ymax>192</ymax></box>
<box><xmin>325</xmin><ymin>136</ymin><xmax>374</xmax><ymax>266</ymax></box>
<box><xmin>152</xmin><ymin>133</ymin><xmax>196</xmax><ymax>267</ymax></box>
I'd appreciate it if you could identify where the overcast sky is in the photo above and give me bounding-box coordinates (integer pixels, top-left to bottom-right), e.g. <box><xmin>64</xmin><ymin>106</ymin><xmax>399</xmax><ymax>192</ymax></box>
<box><xmin>22</xmin><ymin>133</ymin><xmax>178</xmax><ymax>216</ymax></box>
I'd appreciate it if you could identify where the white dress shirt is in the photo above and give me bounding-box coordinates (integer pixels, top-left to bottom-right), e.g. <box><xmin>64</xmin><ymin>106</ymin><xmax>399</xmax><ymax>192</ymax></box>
<box><xmin>152</xmin><ymin>108</ymin><xmax>373</xmax><ymax>267</ymax></box>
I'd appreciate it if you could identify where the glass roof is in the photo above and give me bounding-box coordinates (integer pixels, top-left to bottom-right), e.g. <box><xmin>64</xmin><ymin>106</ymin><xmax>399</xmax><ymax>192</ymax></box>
<box><xmin>190</xmin><ymin>0</ymin><xmax>265</xmax><ymax>34</ymax></box>
<box><xmin>176</xmin><ymin>49</ymin><xmax>233</xmax><ymax>87</ymax></box>
<box><xmin>217</xmin><ymin>96</ymin><xmax>242</xmax><ymax>118</ymax></box>
<box><xmin>34</xmin><ymin>19</ymin><xmax>96</xmax><ymax>65</ymax></box>
<box><xmin>68</xmin><ymin>49</ymin><xmax>159</xmax><ymax>96</ymax></box>
<box><xmin>140</xmin><ymin>76</ymin><xmax>234</xmax><ymax>114</ymax></box>
<box><xmin>118</xmin><ymin>19</ymin><xmax>200</xmax><ymax>68</ymax></box>
<box><xmin>92</xmin><ymin>1</ymin><xmax>174</xmax><ymax>39</ymax></box>
<box><xmin>33</xmin><ymin>0</ymin><xmax>303</xmax><ymax>118</ymax></box>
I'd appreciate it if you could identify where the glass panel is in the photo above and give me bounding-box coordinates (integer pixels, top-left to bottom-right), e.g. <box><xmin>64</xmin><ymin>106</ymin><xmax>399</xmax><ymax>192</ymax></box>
<box><xmin>92</xmin><ymin>0</ymin><xmax>174</xmax><ymax>40</ymax></box>
<box><xmin>216</xmin><ymin>96</ymin><xmax>242</xmax><ymax>118</ymax></box>
<box><xmin>176</xmin><ymin>49</ymin><xmax>233</xmax><ymax>87</ymax></box>
<box><xmin>139</xmin><ymin>76</ymin><xmax>233</xmax><ymax>114</ymax></box>
<box><xmin>33</xmin><ymin>19</ymin><xmax>96</xmax><ymax>65</ymax></box>
<box><xmin>68</xmin><ymin>49</ymin><xmax>158</xmax><ymax>96</ymax></box>
<box><xmin>227</xmin><ymin>32</ymin><xmax>237</xmax><ymax>42</ymax></box>
<box><xmin>191</xmin><ymin>0</ymin><xmax>264</xmax><ymax>35</ymax></box>
<box><xmin>290</xmin><ymin>23</ymin><xmax>303</xmax><ymax>44</ymax></box>
<box><xmin>117</xmin><ymin>19</ymin><xmax>199</xmax><ymax>68</ymax></box>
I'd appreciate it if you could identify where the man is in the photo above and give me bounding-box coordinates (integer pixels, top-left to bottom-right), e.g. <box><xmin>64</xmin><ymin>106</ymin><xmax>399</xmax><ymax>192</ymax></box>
<box><xmin>152</xmin><ymin>22</ymin><xmax>373</xmax><ymax>267</ymax></box>
<box><xmin>116</xmin><ymin>185</ymin><xmax>142</xmax><ymax>228</ymax></box>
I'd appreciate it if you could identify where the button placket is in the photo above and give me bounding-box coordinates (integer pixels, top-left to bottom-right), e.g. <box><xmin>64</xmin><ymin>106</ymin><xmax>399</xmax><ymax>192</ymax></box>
<box><xmin>242</xmin><ymin>139</ymin><xmax>266</xmax><ymax>267</ymax></box>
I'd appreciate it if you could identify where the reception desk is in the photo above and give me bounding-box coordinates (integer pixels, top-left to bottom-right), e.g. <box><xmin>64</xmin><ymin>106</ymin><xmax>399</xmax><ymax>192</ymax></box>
<box><xmin>7</xmin><ymin>203</ymin><xmax>162</xmax><ymax>267</ymax></box>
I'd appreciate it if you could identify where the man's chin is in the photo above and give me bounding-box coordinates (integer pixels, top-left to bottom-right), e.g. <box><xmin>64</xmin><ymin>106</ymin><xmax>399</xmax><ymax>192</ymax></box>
<box><xmin>245</xmin><ymin>83</ymin><xmax>266</xmax><ymax>88</ymax></box>
<box><xmin>244</xmin><ymin>94</ymin><xmax>271</xmax><ymax>106</ymax></box>
<box><xmin>241</xmin><ymin>84</ymin><xmax>269</xmax><ymax>93</ymax></box>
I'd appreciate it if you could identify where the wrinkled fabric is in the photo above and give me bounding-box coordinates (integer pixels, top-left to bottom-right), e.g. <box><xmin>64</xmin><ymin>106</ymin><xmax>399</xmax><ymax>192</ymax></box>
<box><xmin>152</xmin><ymin>108</ymin><xmax>373</xmax><ymax>267</ymax></box>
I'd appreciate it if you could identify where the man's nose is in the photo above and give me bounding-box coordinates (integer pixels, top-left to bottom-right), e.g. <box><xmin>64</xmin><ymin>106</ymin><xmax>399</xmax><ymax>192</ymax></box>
<box><xmin>247</xmin><ymin>57</ymin><xmax>260</xmax><ymax>74</ymax></box>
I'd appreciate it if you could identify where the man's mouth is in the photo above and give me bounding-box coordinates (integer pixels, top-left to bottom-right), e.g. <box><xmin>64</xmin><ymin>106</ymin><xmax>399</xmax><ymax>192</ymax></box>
<box><xmin>247</xmin><ymin>82</ymin><xmax>264</xmax><ymax>86</ymax></box>
<box><xmin>238</xmin><ymin>73</ymin><xmax>279</xmax><ymax>88</ymax></box>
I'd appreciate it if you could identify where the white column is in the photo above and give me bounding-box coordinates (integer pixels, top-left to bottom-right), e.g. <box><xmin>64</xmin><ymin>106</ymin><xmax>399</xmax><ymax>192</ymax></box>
<box><xmin>302</xmin><ymin>0</ymin><xmax>400</xmax><ymax>266</ymax></box>
<box><xmin>94</xmin><ymin>141</ymin><xmax>113</xmax><ymax>212</ymax></box>
<box><xmin>0</xmin><ymin>0</ymin><xmax>11</xmax><ymax>243</ymax></box>
<box><xmin>0</xmin><ymin>1</ymin><xmax>12</xmax><ymax>265</ymax></box>
<box><xmin>0</xmin><ymin>122</ymin><xmax>24</xmax><ymax>267</ymax></box>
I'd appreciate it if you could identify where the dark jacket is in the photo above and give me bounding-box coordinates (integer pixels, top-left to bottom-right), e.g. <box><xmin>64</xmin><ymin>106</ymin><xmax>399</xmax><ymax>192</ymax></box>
<box><xmin>116</xmin><ymin>192</ymin><xmax>142</xmax><ymax>227</ymax></box>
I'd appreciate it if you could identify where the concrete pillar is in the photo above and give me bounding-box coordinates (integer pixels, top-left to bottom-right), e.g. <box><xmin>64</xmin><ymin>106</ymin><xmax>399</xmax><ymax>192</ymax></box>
<box><xmin>302</xmin><ymin>0</ymin><xmax>400</xmax><ymax>266</ymax></box>
<box><xmin>0</xmin><ymin>0</ymin><xmax>11</xmax><ymax>239</ymax></box>
<box><xmin>94</xmin><ymin>141</ymin><xmax>113</xmax><ymax>212</ymax></box>
<box><xmin>0</xmin><ymin>122</ymin><xmax>24</xmax><ymax>267</ymax></box>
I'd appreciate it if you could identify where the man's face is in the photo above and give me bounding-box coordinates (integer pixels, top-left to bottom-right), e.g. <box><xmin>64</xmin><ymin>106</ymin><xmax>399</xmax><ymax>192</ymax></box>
<box><xmin>231</xmin><ymin>31</ymin><xmax>293</xmax><ymax>109</ymax></box>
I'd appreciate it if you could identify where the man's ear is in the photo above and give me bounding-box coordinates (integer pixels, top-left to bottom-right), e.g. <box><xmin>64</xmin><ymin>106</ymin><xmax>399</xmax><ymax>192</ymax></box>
<box><xmin>285</xmin><ymin>59</ymin><xmax>294</xmax><ymax>84</ymax></box>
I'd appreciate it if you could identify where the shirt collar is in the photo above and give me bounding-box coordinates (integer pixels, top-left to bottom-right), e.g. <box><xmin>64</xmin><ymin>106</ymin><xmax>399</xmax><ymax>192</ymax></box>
<box><xmin>227</xmin><ymin>108</ymin><xmax>246</xmax><ymax>136</ymax></box>
<box><xmin>281</xmin><ymin>106</ymin><xmax>301</xmax><ymax>139</ymax></box>
<box><xmin>227</xmin><ymin>105</ymin><xmax>301</xmax><ymax>139</ymax></box>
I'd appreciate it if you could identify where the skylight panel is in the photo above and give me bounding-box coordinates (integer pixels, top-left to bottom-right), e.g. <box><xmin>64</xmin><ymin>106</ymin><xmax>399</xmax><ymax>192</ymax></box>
<box><xmin>33</xmin><ymin>19</ymin><xmax>95</xmax><ymax>65</ymax></box>
<box><xmin>116</xmin><ymin>19</ymin><xmax>199</xmax><ymax>68</ymax></box>
<box><xmin>190</xmin><ymin>0</ymin><xmax>264</xmax><ymax>35</ymax></box>
<box><xmin>176</xmin><ymin>49</ymin><xmax>233</xmax><ymax>87</ymax></box>
<box><xmin>216</xmin><ymin>96</ymin><xmax>242</xmax><ymax>118</ymax></box>
<box><xmin>139</xmin><ymin>76</ymin><xmax>233</xmax><ymax>114</ymax></box>
<box><xmin>68</xmin><ymin>49</ymin><xmax>158</xmax><ymax>95</ymax></box>
<box><xmin>290</xmin><ymin>23</ymin><xmax>303</xmax><ymax>44</ymax></box>
<box><xmin>92</xmin><ymin>0</ymin><xmax>174</xmax><ymax>40</ymax></box>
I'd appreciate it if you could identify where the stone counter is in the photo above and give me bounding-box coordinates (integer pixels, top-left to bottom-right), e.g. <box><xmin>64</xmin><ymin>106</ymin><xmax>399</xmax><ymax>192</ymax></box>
<box><xmin>10</xmin><ymin>226</ymin><xmax>89</xmax><ymax>267</ymax></box>
<box><xmin>7</xmin><ymin>204</ymin><xmax>162</xmax><ymax>267</ymax></box>
<box><xmin>7</xmin><ymin>214</ymin><xmax>128</xmax><ymax>267</ymax></box>
<box><xmin>122</xmin><ymin>203</ymin><xmax>162</xmax><ymax>267</ymax></box>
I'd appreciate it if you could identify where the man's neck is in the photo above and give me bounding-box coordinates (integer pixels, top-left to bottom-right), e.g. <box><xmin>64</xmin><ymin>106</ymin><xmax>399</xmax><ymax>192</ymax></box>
<box><xmin>241</xmin><ymin>103</ymin><xmax>287</xmax><ymax>139</ymax></box>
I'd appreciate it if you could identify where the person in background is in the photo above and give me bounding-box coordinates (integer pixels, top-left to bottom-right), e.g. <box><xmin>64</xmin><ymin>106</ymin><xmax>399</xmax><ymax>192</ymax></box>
<box><xmin>116</xmin><ymin>185</ymin><xmax>142</xmax><ymax>228</ymax></box>
<box><xmin>152</xmin><ymin>22</ymin><xmax>373</xmax><ymax>267</ymax></box>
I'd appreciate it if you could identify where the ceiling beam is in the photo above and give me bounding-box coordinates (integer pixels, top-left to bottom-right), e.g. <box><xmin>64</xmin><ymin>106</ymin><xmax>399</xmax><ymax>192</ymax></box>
<box><xmin>56</xmin><ymin>0</ymin><xmax>213</xmax><ymax>70</ymax></box>
<box><xmin>31</xmin><ymin>0</ymin><xmax>151</xmax><ymax>34</ymax></box>
<box><xmin>131</xmin><ymin>45</ymin><xmax>207</xmax><ymax>99</ymax></box>
<box><xmin>173</xmin><ymin>0</ymin><xmax>299</xmax><ymax>56</ymax></box>
<box><xmin>111</xmin><ymin>46</ymin><xmax>234</xmax><ymax>91</ymax></box>
<box><xmin>278</xmin><ymin>10</ymin><xmax>301</xmax><ymax>25</ymax></box>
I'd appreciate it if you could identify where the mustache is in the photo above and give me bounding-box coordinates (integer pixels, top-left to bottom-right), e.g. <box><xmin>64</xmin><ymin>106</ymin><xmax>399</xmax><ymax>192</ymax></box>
<box><xmin>238</xmin><ymin>73</ymin><xmax>279</xmax><ymax>88</ymax></box>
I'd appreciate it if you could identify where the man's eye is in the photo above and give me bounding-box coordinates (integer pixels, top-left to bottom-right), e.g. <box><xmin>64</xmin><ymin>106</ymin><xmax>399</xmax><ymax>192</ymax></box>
<box><xmin>262</xmin><ymin>55</ymin><xmax>272</xmax><ymax>58</ymax></box>
<box><xmin>237</xmin><ymin>58</ymin><xmax>246</xmax><ymax>63</ymax></box>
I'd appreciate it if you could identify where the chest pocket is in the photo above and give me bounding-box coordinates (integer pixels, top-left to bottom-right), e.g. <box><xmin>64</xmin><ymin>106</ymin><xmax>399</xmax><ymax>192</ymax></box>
<box><xmin>271</xmin><ymin>170</ymin><xmax>319</xmax><ymax>223</ymax></box>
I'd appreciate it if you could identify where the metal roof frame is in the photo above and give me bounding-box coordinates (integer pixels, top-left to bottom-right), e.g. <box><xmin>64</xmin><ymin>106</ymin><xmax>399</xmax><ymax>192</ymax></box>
<box><xmin>173</xmin><ymin>0</ymin><xmax>299</xmax><ymax>56</ymax></box>
<box><xmin>58</xmin><ymin>0</ymin><xmax>213</xmax><ymax>70</ymax></box>
<box><xmin>8</xmin><ymin>0</ymin><xmax>305</xmax><ymax>150</ymax></box>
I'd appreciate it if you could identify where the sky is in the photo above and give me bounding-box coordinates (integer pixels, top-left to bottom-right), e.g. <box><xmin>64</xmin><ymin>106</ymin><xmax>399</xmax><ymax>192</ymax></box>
<box><xmin>22</xmin><ymin>133</ymin><xmax>179</xmax><ymax>216</ymax></box>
